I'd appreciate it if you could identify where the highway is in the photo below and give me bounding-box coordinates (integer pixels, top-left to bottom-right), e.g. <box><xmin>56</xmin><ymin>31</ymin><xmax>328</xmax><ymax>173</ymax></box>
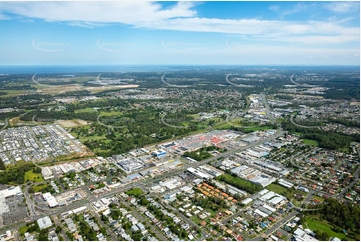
<box><xmin>290</xmin><ymin>114</ymin><xmax>320</xmax><ymax>129</ymax></box>
<box><xmin>290</xmin><ymin>74</ymin><xmax>317</xmax><ymax>88</ymax></box>
<box><xmin>260</xmin><ymin>92</ymin><xmax>275</xmax><ymax>124</ymax></box>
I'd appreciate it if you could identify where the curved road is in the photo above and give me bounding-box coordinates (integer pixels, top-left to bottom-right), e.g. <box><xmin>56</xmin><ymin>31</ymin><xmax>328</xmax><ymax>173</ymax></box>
<box><xmin>0</xmin><ymin>118</ymin><xmax>9</xmax><ymax>131</ymax></box>
<box><xmin>290</xmin><ymin>74</ymin><xmax>317</xmax><ymax>88</ymax></box>
<box><xmin>161</xmin><ymin>73</ymin><xmax>189</xmax><ymax>88</ymax></box>
<box><xmin>290</xmin><ymin>115</ymin><xmax>321</xmax><ymax>129</ymax></box>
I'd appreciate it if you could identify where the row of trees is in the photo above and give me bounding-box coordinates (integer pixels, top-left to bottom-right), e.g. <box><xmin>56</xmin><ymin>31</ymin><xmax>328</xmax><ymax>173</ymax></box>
<box><xmin>192</xmin><ymin>193</ymin><xmax>229</xmax><ymax>211</ymax></box>
<box><xmin>328</xmin><ymin>118</ymin><xmax>360</xmax><ymax>128</ymax></box>
<box><xmin>217</xmin><ymin>173</ymin><xmax>263</xmax><ymax>194</ymax></box>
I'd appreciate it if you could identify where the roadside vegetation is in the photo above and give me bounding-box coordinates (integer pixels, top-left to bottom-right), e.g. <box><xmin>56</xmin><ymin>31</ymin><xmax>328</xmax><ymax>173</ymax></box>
<box><xmin>217</xmin><ymin>173</ymin><xmax>263</xmax><ymax>194</ymax></box>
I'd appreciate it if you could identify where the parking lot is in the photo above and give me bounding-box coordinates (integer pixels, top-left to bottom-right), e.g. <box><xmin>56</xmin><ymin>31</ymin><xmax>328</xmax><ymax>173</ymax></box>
<box><xmin>2</xmin><ymin>195</ymin><xmax>28</xmax><ymax>225</ymax></box>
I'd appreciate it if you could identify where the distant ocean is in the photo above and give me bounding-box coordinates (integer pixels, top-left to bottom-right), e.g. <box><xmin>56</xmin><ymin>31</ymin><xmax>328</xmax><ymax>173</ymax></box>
<box><xmin>0</xmin><ymin>65</ymin><xmax>188</xmax><ymax>74</ymax></box>
<box><xmin>0</xmin><ymin>65</ymin><xmax>358</xmax><ymax>75</ymax></box>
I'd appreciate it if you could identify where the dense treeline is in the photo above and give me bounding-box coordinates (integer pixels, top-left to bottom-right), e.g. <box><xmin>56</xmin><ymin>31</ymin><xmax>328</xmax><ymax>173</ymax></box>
<box><xmin>217</xmin><ymin>173</ymin><xmax>263</xmax><ymax>194</ymax></box>
<box><xmin>324</xmin><ymin>82</ymin><xmax>360</xmax><ymax>100</ymax></box>
<box><xmin>0</xmin><ymin>159</ymin><xmax>5</xmax><ymax>170</ymax></box>
<box><xmin>20</xmin><ymin>110</ymin><xmax>98</xmax><ymax>122</ymax></box>
<box><xmin>282</xmin><ymin>120</ymin><xmax>359</xmax><ymax>150</ymax></box>
<box><xmin>304</xmin><ymin>198</ymin><xmax>360</xmax><ymax>241</ymax></box>
<box><xmin>192</xmin><ymin>193</ymin><xmax>229</xmax><ymax>211</ymax></box>
<box><xmin>229</xmin><ymin>123</ymin><xmax>278</xmax><ymax>133</ymax></box>
<box><xmin>0</xmin><ymin>94</ymin><xmax>52</xmax><ymax>109</ymax></box>
<box><xmin>320</xmin><ymin>198</ymin><xmax>360</xmax><ymax>232</ymax></box>
<box><xmin>0</xmin><ymin>111</ymin><xmax>24</xmax><ymax>121</ymax></box>
<box><xmin>78</xmin><ymin>108</ymin><xmax>200</xmax><ymax>156</ymax></box>
<box><xmin>0</xmin><ymin>163</ymin><xmax>34</xmax><ymax>184</ymax></box>
<box><xmin>328</xmin><ymin>118</ymin><xmax>360</xmax><ymax>128</ymax></box>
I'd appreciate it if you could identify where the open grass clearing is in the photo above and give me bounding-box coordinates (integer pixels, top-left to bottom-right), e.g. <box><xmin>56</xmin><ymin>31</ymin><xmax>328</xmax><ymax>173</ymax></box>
<box><xmin>302</xmin><ymin>139</ymin><xmax>319</xmax><ymax>146</ymax></box>
<box><xmin>24</xmin><ymin>170</ymin><xmax>44</xmax><ymax>183</ymax></box>
<box><xmin>266</xmin><ymin>183</ymin><xmax>289</xmax><ymax>195</ymax></box>
<box><xmin>304</xmin><ymin>217</ymin><xmax>346</xmax><ymax>240</ymax></box>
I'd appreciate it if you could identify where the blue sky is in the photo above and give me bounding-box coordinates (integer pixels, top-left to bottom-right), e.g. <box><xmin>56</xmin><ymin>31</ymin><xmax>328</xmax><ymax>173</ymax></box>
<box><xmin>0</xmin><ymin>1</ymin><xmax>359</xmax><ymax>65</ymax></box>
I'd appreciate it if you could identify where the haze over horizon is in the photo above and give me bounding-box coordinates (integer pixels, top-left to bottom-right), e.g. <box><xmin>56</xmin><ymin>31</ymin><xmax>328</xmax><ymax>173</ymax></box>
<box><xmin>0</xmin><ymin>1</ymin><xmax>359</xmax><ymax>66</ymax></box>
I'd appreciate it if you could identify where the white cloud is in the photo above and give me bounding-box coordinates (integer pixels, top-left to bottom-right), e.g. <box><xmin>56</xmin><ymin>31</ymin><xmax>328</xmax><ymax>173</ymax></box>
<box><xmin>324</xmin><ymin>2</ymin><xmax>360</xmax><ymax>13</ymax></box>
<box><xmin>0</xmin><ymin>1</ymin><xmax>359</xmax><ymax>46</ymax></box>
<box><xmin>0</xmin><ymin>1</ymin><xmax>197</xmax><ymax>25</ymax></box>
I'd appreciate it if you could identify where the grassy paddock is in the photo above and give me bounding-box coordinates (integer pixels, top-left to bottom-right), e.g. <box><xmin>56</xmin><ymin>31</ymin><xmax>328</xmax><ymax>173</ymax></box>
<box><xmin>19</xmin><ymin>226</ymin><xmax>28</xmax><ymax>235</ymax></box>
<box><xmin>24</xmin><ymin>170</ymin><xmax>44</xmax><ymax>183</ymax></box>
<box><xmin>302</xmin><ymin>139</ymin><xmax>319</xmax><ymax>146</ymax></box>
<box><xmin>266</xmin><ymin>183</ymin><xmax>289</xmax><ymax>195</ymax></box>
<box><xmin>304</xmin><ymin>217</ymin><xmax>346</xmax><ymax>240</ymax></box>
<box><xmin>126</xmin><ymin>188</ymin><xmax>144</xmax><ymax>197</ymax></box>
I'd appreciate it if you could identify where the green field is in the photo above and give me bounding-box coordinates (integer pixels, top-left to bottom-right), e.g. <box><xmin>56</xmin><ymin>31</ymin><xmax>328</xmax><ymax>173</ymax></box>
<box><xmin>302</xmin><ymin>139</ymin><xmax>319</xmax><ymax>146</ymax></box>
<box><xmin>213</xmin><ymin>122</ymin><xmax>233</xmax><ymax>130</ymax></box>
<box><xmin>74</xmin><ymin>134</ymin><xmax>108</xmax><ymax>142</ymax></box>
<box><xmin>304</xmin><ymin>217</ymin><xmax>346</xmax><ymax>240</ymax></box>
<box><xmin>0</xmin><ymin>90</ymin><xmax>34</xmax><ymax>97</ymax></box>
<box><xmin>19</xmin><ymin>226</ymin><xmax>28</xmax><ymax>235</ymax></box>
<box><xmin>74</xmin><ymin>107</ymin><xmax>98</xmax><ymax>113</ymax></box>
<box><xmin>266</xmin><ymin>182</ymin><xmax>308</xmax><ymax>201</ymax></box>
<box><xmin>191</xmin><ymin>215</ymin><xmax>202</xmax><ymax>225</ymax></box>
<box><xmin>126</xmin><ymin>188</ymin><xmax>144</xmax><ymax>197</ymax></box>
<box><xmin>24</xmin><ymin>170</ymin><xmax>44</xmax><ymax>183</ymax></box>
<box><xmin>266</xmin><ymin>183</ymin><xmax>289</xmax><ymax>194</ymax></box>
<box><xmin>99</xmin><ymin>111</ymin><xmax>122</xmax><ymax>116</ymax></box>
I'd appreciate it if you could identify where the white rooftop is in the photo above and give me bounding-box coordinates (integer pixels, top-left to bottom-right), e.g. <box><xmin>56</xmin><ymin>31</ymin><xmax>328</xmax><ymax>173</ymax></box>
<box><xmin>0</xmin><ymin>186</ymin><xmax>22</xmax><ymax>198</ymax></box>
<box><xmin>37</xmin><ymin>216</ymin><xmax>53</xmax><ymax>230</ymax></box>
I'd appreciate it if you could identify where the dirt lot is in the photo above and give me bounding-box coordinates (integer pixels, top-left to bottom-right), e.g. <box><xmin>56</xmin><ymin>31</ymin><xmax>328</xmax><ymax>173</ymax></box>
<box><xmin>56</xmin><ymin>120</ymin><xmax>79</xmax><ymax>128</ymax></box>
<box><xmin>56</xmin><ymin>119</ymin><xmax>90</xmax><ymax>128</ymax></box>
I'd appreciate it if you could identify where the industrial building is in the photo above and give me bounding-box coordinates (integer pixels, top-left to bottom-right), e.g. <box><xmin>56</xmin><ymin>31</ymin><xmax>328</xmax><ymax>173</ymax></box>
<box><xmin>118</xmin><ymin>158</ymin><xmax>144</xmax><ymax>172</ymax></box>
<box><xmin>42</xmin><ymin>192</ymin><xmax>58</xmax><ymax>207</ymax></box>
<box><xmin>151</xmin><ymin>149</ymin><xmax>167</xmax><ymax>158</ymax></box>
<box><xmin>231</xmin><ymin>165</ymin><xmax>276</xmax><ymax>187</ymax></box>
<box><xmin>187</xmin><ymin>167</ymin><xmax>210</xmax><ymax>179</ymax></box>
<box><xmin>0</xmin><ymin>186</ymin><xmax>23</xmax><ymax>215</ymax></box>
<box><xmin>41</xmin><ymin>167</ymin><xmax>54</xmax><ymax>180</ymax></box>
